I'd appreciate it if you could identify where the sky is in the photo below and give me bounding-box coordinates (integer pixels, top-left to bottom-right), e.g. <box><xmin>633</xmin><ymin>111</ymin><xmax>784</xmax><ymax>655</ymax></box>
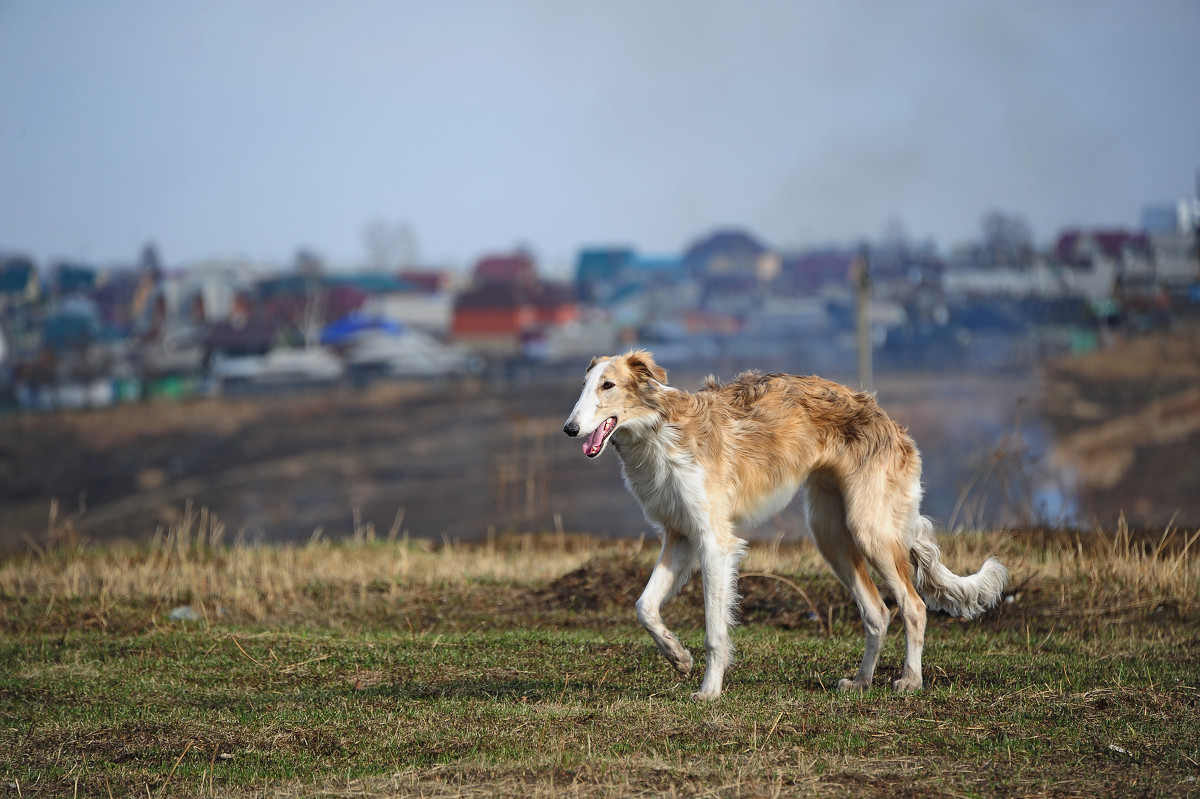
<box><xmin>1</xmin><ymin>1</ymin><xmax>1198</xmax><ymax>272</ymax></box>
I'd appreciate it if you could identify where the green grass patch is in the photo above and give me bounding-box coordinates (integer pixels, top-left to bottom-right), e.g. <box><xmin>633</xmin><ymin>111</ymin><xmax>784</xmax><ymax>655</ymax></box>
<box><xmin>2</xmin><ymin>530</ymin><xmax>1199</xmax><ymax>797</ymax></box>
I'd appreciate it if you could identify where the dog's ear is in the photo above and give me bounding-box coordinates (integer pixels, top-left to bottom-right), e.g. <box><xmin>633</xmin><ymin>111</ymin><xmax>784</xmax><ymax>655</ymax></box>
<box><xmin>626</xmin><ymin>349</ymin><xmax>667</xmax><ymax>386</ymax></box>
<box><xmin>587</xmin><ymin>355</ymin><xmax>613</xmax><ymax>374</ymax></box>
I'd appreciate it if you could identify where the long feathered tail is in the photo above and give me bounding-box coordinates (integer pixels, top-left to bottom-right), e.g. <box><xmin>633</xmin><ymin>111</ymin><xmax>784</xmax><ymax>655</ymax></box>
<box><xmin>909</xmin><ymin>517</ymin><xmax>1008</xmax><ymax>619</ymax></box>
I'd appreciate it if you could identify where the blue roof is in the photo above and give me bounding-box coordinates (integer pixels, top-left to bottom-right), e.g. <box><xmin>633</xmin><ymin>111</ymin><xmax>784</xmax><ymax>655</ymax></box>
<box><xmin>320</xmin><ymin>313</ymin><xmax>403</xmax><ymax>345</ymax></box>
<box><xmin>326</xmin><ymin>274</ymin><xmax>419</xmax><ymax>293</ymax></box>
<box><xmin>0</xmin><ymin>258</ymin><xmax>36</xmax><ymax>293</ymax></box>
<box><xmin>630</xmin><ymin>255</ymin><xmax>684</xmax><ymax>273</ymax></box>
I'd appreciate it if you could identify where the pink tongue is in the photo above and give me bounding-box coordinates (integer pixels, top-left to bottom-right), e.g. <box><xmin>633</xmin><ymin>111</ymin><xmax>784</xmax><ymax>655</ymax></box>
<box><xmin>582</xmin><ymin>418</ymin><xmax>613</xmax><ymax>455</ymax></box>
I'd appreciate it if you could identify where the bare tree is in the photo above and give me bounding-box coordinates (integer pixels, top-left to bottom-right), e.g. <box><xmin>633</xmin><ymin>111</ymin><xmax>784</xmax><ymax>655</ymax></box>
<box><xmin>293</xmin><ymin>248</ymin><xmax>326</xmax><ymax>348</ymax></box>
<box><xmin>980</xmin><ymin>211</ymin><xmax>1034</xmax><ymax>270</ymax></box>
<box><xmin>362</xmin><ymin>218</ymin><xmax>418</xmax><ymax>272</ymax></box>
<box><xmin>880</xmin><ymin>216</ymin><xmax>912</xmax><ymax>257</ymax></box>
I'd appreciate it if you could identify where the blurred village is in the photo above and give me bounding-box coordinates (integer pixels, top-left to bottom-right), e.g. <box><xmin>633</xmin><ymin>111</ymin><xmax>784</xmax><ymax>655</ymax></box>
<box><xmin>1</xmin><ymin>198</ymin><xmax>1199</xmax><ymax>412</ymax></box>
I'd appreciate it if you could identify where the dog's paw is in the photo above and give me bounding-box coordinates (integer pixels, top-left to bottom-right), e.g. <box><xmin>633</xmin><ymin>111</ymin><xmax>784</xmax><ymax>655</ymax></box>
<box><xmin>837</xmin><ymin>678</ymin><xmax>870</xmax><ymax>693</ymax></box>
<box><xmin>690</xmin><ymin>689</ymin><xmax>721</xmax><ymax>701</ymax></box>
<box><xmin>670</xmin><ymin>649</ymin><xmax>694</xmax><ymax>677</ymax></box>
<box><xmin>892</xmin><ymin>672</ymin><xmax>923</xmax><ymax>693</ymax></box>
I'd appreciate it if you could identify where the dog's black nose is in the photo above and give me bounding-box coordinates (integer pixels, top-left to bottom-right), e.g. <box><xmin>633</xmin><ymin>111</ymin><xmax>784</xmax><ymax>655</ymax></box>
<box><xmin>563</xmin><ymin>421</ymin><xmax>579</xmax><ymax>437</ymax></box>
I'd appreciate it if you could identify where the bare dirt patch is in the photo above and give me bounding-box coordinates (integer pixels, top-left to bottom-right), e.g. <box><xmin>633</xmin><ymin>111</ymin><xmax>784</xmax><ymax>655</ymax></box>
<box><xmin>0</xmin><ymin>378</ymin><xmax>650</xmax><ymax>550</ymax></box>
<box><xmin>1042</xmin><ymin>324</ymin><xmax>1200</xmax><ymax>525</ymax></box>
<box><xmin>2</xmin><ymin>368</ymin><xmax>1064</xmax><ymax>555</ymax></box>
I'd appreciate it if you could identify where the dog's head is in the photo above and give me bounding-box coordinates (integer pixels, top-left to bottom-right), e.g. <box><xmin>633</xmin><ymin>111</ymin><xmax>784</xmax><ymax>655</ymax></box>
<box><xmin>562</xmin><ymin>349</ymin><xmax>669</xmax><ymax>458</ymax></box>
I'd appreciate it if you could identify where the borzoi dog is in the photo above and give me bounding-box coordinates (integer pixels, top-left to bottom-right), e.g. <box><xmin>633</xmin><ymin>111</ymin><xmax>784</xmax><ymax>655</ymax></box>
<box><xmin>563</xmin><ymin>350</ymin><xmax>1008</xmax><ymax>700</ymax></box>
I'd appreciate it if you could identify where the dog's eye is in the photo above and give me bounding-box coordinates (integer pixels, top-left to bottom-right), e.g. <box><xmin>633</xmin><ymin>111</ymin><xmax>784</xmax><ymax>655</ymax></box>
<box><xmin>601</xmin><ymin>381</ymin><xmax>615</xmax><ymax>390</ymax></box>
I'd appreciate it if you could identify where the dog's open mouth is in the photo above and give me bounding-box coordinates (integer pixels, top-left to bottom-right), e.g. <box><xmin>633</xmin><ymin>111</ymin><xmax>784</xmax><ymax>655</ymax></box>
<box><xmin>583</xmin><ymin>417</ymin><xmax>617</xmax><ymax>458</ymax></box>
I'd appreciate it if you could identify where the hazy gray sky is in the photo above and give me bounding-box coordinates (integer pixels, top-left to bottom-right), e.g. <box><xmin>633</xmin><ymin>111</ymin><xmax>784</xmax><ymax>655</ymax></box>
<box><xmin>1</xmin><ymin>1</ymin><xmax>1198</xmax><ymax>270</ymax></box>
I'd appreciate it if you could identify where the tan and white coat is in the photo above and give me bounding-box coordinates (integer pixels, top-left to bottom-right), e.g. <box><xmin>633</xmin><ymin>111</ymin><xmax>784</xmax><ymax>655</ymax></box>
<box><xmin>564</xmin><ymin>350</ymin><xmax>1008</xmax><ymax>700</ymax></box>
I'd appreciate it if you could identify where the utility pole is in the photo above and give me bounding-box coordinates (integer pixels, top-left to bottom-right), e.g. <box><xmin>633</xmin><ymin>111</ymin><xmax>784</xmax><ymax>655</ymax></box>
<box><xmin>851</xmin><ymin>243</ymin><xmax>873</xmax><ymax>392</ymax></box>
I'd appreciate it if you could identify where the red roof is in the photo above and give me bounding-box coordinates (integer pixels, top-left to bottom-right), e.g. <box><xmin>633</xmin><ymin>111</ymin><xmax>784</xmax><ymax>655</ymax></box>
<box><xmin>473</xmin><ymin>253</ymin><xmax>535</xmax><ymax>285</ymax></box>
<box><xmin>454</xmin><ymin>280</ymin><xmax>576</xmax><ymax>310</ymax></box>
<box><xmin>1054</xmin><ymin>231</ymin><xmax>1082</xmax><ymax>263</ymax></box>
<box><xmin>1055</xmin><ymin>229</ymin><xmax>1151</xmax><ymax>264</ymax></box>
<box><xmin>397</xmin><ymin>270</ymin><xmax>446</xmax><ymax>293</ymax></box>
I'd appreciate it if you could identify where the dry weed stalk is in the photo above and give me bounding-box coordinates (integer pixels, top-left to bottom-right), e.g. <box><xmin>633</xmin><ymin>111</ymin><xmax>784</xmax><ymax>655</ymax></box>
<box><xmin>1011</xmin><ymin>517</ymin><xmax>1199</xmax><ymax>614</ymax></box>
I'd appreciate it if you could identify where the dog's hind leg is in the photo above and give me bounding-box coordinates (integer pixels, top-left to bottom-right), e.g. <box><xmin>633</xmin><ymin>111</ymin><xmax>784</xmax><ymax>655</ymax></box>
<box><xmin>871</xmin><ymin>539</ymin><xmax>927</xmax><ymax>692</ymax></box>
<box><xmin>848</xmin><ymin>473</ymin><xmax>929</xmax><ymax>693</ymax></box>
<box><xmin>693</xmin><ymin>530</ymin><xmax>748</xmax><ymax>701</ymax></box>
<box><xmin>636</xmin><ymin>529</ymin><xmax>697</xmax><ymax>677</ymax></box>
<box><xmin>807</xmin><ymin>480</ymin><xmax>889</xmax><ymax>692</ymax></box>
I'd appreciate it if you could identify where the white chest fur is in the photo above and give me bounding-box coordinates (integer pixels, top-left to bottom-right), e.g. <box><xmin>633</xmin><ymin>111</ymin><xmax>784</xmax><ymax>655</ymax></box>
<box><xmin>615</xmin><ymin>425</ymin><xmax>711</xmax><ymax>537</ymax></box>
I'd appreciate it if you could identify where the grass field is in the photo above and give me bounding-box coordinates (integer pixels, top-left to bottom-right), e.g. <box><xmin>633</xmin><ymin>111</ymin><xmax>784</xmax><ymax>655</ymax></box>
<box><xmin>2</xmin><ymin>507</ymin><xmax>1198</xmax><ymax>798</ymax></box>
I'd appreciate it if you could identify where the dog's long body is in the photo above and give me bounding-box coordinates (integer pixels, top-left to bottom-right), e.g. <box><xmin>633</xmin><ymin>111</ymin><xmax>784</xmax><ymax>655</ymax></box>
<box><xmin>563</xmin><ymin>350</ymin><xmax>1008</xmax><ymax>700</ymax></box>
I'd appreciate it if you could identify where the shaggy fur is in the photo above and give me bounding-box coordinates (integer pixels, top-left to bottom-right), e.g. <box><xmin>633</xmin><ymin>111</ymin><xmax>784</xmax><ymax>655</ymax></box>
<box><xmin>563</xmin><ymin>350</ymin><xmax>1008</xmax><ymax>700</ymax></box>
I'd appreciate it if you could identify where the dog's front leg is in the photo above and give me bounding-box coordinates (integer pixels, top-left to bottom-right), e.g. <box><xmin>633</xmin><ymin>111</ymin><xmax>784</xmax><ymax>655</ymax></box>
<box><xmin>693</xmin><ymin>533</ymin><xmax>747</xmax><ymax>701</ymax></box>
<box><xmin>635</xmin><ymin>530</ymin><xmax>697</xmax><ymax>677</ymax></box>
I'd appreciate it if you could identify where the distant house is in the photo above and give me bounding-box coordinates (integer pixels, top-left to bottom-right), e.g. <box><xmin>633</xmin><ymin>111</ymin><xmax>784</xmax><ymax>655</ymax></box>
<box><xmin>89</xmin><ymin>268</ymin><xmax>159</xmax><ymax>335</ymax></box>
<box><xmin>42</xmin><ymin>299</ymin><xmax>101</xmax><ymax>355</ymax></box>
<box><xmin>684</xmin><ymin>229</ymin><xmax>780</xmax><ymax>282</ymax></box>
<box><xmin>452</xmin><ymin>281</ymin><xmax>581</xmax><ymax>353</ymax></box>
<box><xmin>684</xmin><ymin>229</ymin><xmax>781</xmax><ymax>316</ymax></box>
<box><xmin>149</xmin><ymin>268</ymin><xmax>243</xmax><ymax>329</ymax></box>
<box><xmin>453</xmin><ymin>282</ymin><xmax>538</xmax><ymax>342</ymax></box>
<box><xmin>576</xmin><ymin>247</ymin><xmax>634</xmax><ymax>302</ymax></box>
<box><xmin>1139</xmin><ymin>203</ymin><xmax>1199</xmax><ymax>287</ymax></box>
<box><xmin>51</xmin><ymin>263</ymin><xmax>97</xmax><ymax>297</ymax></box>
<box><xmin>255</xmin><ymin>275</ymin><xmax>368</xmax><ymax>346</ymax></box>
<box><xmin>204</xmin><ymin>316</ymin><xmax>277</xmax><ymax>362</ymax></box>
<box><xmin>1053</xmin><ymin>230</ymin><xmax>1152</xmax><ymax>272</ymax></box>
<box><xmin>452</xmin><ymin>251</ymin><xmax>579</xmax><ymax>356</ymax></box>
<box><xmin>326</xmin><ymin>273</ymin><xmax>417</xmax><ymax>296</ymax></box>
<box><xmin>532</xmin><ymin>282</ymin><xmax>578</xmax><ymax>327</ymax></box>
<box><xmin>1150</xmin><ymin>230</ymin><xmax>1200</xmax><ymax>287</ymax></box>
<box><xmin>575</xmin><ymin>250</ymin><xmax>690</xmax><ymax>336</ymax></box>
<box><xmin>398</xmin><ymin>269</ymin><xmax>454</xmax><ymax>294</ymax></box>
<box><xmin>629</xmin><ymin>254</ymin><xmax>685</xmax><ymax>282</ymax></box>
<box><xmin>343</xmin><ymin>271</ymin><xmax>456</xmax><ymax>334</ymax></box>
<box><xmin>700</xmin><ymin>274</ymin><xmax>760</xmax><ymax>315</ymax></box>
<box><xmin>778</xmin><ymin>249</ymin><xmax>854</xmax><ymax>295</ymax></box>
<box><xmin>1052</xmin><ymin>229</ymin><xmax>1155</xmax><ymax>301</ymax></box>
<box><xmin>473</xmin><ymin>252</ymin><xmax>537</xmax><ymax>286</ymax></box>
<box><xmin>0</xmin><ymin>256</ymin><xmax>40</xmax><ymax>308</ymax></box>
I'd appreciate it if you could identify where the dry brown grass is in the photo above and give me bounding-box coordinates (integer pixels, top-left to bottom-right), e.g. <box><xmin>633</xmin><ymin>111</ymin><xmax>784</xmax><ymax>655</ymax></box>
<box><xmin>0</xmin><ymin>502</ymin><xmax>614</xmax><ymax>628</ymax></box>
<box><xmin>1002</xmin><ymin>519</ymin><xmax>1200</xmax><ymax>626</ymax></box>
<box><xmin>3</xmin><ymin>502</ymin><xmax>1196</xmax><ymax>630</ymax></box>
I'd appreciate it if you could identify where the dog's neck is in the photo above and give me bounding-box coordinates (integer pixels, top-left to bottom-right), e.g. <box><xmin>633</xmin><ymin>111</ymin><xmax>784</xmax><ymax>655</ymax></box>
<box><xmin>611</xmin><ymin>414</ymin><xmax>682</xmax><ymax>472</ymax></box>
<box><xmin>611</xmin><ymin>383</ymin><xmax>688</xmax><ymax>471</ymax></box>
